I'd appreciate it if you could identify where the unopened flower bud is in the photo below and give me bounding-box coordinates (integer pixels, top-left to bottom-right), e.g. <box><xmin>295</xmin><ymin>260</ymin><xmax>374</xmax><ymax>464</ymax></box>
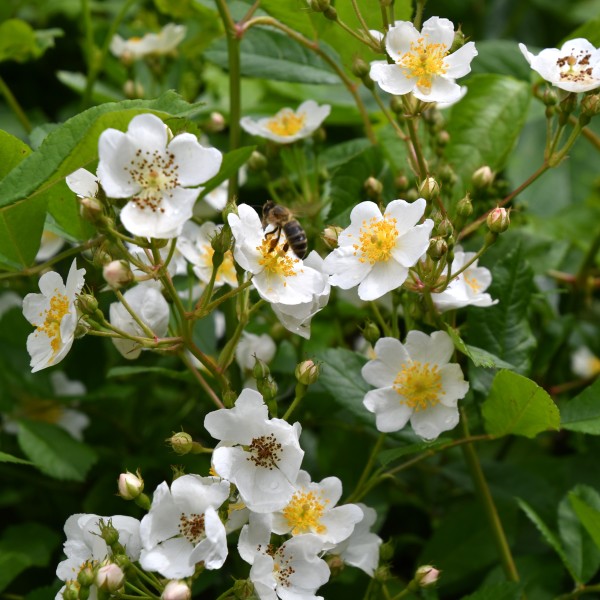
<box><xmin>118</xmin><ymin>470</ymin><xmax>144</xmax><ymax>500</ymax></box>
<box><xmin>308</xmin><ymin>0</ymin><xmax>330</xmax><ymax>11</ymax></box>
<box><xmin>352</xmin><ymin>57</ymin><xmax>370</xmax><ymax>78</ymax></box>
<box><xmin>295</xmin><ymin>360</ymin><xmax>320</xmax><ymax>386</ymax></box>
<box><xmin>437</xmin><ymin>218</ymin><xmax>453</xmax><ymax>238</ymax></box>
<box><xmin>581</xmin><ymin>93</ymin><xmax>600</xmax><ymax>119</ymax></box>
<box><xmin>211</xmin><ymin>226</ymin><xmax>233</xmax><ymax>258</ymax></box>
<box><xmin>471</xmin><ymin>166</ymin><xmax>495</xmax><ymax>190</ymax></box>
<box><xmin>99</xmin><ymin>520</ymin><xmax>120</xmax><ymax>546</ymax></box>
<box><xmin>364</xmin><ymin>176</ymin><xmax>383</xmax><ymax>200</ymax></box>
<box><xmin>487</xmin><ymin>206</ymin><xmax>510</xmax><ymax>233</ymax></box>
<box><xmin>77</xmin><ymin>563</ymin><xmax>95</xmax><ymax>587</ymax></box>
<box><xmin>103</xmin><ymin>260</ymin><xmax>133</xmax><ymax>289</ymax></box>
<box><xmin>76</xmin><ymin>293</ymin><xmax>99</xmax><ymax>315</ymax></box>
<box><xmin>415</xmin><ymin>565</ymin><xmax>440</xmax><ymax>587</ymax></box>
<box><xmin>326</xmin><ymin>553</ymin><xmax>345</xmax><ymax>576</ymax></box>
<box><xmin>362</xmin><ymin>321</ymin><xmax>380</xmax><ymax>345</ymax></box>
<box><xmin>79</xmin><ymin>196</ymin><xmax>104</xmax><ymax>223</ymax></box>
<box><xmin>322</xmin><ymin>225</ymin><xmax>342</xmax><ymax>249</ymax></box>
<box><xmin>390</xmin><ymin>96</ymin><xmax>404</xmax><ymax>114</ymax></box>
<box><xmin>395</xmin><ymin>175</ymin><xmax>409</xmax><ymax>191</ymax></box>
<box><xmin>323</xmin><ymin>5</ymin><xmax>337</xmax><ymax>20</ymax></box>
<box><xmin>167</xmin><ymin>431</ymin><xmax>194</xmax><ymax>455</ymax></box>
<box><xmin>204</xmin><ymin>111</ymin><xmax>226</xmax><ymax>133</ymax></box>
<box><xmin>162</xmin><ymin>580</ymin><xmax>192</xmax><ymax>600</ymax></box>
<box><xmin>542</xmin><ymin>87</ymin><xmax>558</xmax><ymax>106</ymax></box>
<box><xmin>427</xmin><ymin>237</ymin><xmax>448</xmax><ymax>261</ymax></box>
<box><xmin>450</xmin><ymin>27</ymin><xmax>465</xmax><ymax>53</ymax></box>
<box><xmin>123</xmin><ymin>80</ymin><xmax>144</xmax><ymax>98</ymax></box>
<box><xmin>418</xmin><ymin>177</ymin><xmax>440</xmax><ymax>200</ymax></box>
<box><xmin>456</xmin><ymin>194</ymin><xmax>473</xmax><ymax>217</ymax></box>
<box><xmin>63</xmin><ymin>581</ymin><xmax>80</xmax><ymax>600</ymax></box>
<box><xmin>248</xmin><ymin>150</ymin><xmax>268</xmax><ymax>171</ymax></box>
<box><xmin>253</xmin><ymin>357</ymin><xmax>271</xmax><ymax>381</ymax></box>
<box><xmin>257</xmin><ymin>375</ymin><xmax>278</xmax><ymax>404</ymax></box>
<box><xmin>222</xmin><ymin>199</ymin><xmax>238</xmax><ymax>222</ymax></box>
<box><xmin>96</xmin><ymin>564</ymin><xmax>125</xmax><ymax>592</ymax></box>
<box><xmin>437</xmin><ymin>130</ymin><xmax>451</xmax><ymax>146</ymax></box>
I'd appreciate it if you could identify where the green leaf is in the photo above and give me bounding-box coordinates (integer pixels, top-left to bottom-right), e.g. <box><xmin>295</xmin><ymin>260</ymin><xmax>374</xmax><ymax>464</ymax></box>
<box><xmin>47</xmin><ymin>179</ymin><xmax>95</xmax><ymax>241</ymax></box>
<box><xmin>0</xmin><ymin>130</ymin><xmax>46</xmax><ymax>269</ymax></box>
<box><xmin>0</xmin><ymin>19</ymin><xmax>40</xmax><ymax>63</ymax></box>
<box><xmin>560</xmin><ymin>377</ymin><xmax>600</xmax><ymax>435</ymax></box>
<box><xmin>482</xmin><ymin>370</ymin><xmax>560</xmax><ymax>438</ymax></box>
<box><xmin>198</xmin><ymin>145</ymin><xmax>255</xmax><ymax>200</ymax></box>
<box><xmin>445</xmin><ymin>326</ymin><xmax>516</xmax><ymax>369</ymax></box>
<box><xmin>517</xmin><ymin>497</ymin><xmax>577</xmax><ymax>581</ymax></box>
<box><xmin>446</xmin><ymin>74</ymin><xmax>530</xmax><ymax>182</ymax></box>
<box><xmin>569</xmin><ymin>493</ymin><xmax>600</xmax><ymax>552</ymax></box>
<box><xmin>559</xmin><ymin>485</ymin><xmax>600</xmax><ymax>584</ymax></box>
<box><xmin>462</xmin><ymin>582</ymin><xmax>523</xmax><ymax>600</ymax></box>
<box><xmin>0</xmin><ymin>523</ymin><xmax>60</xmax><ymax>592</ymax></box>
<box><xmin>17</xmin><ymin>419</ymin><xmax>97</xmax><ymax>482</ymax></box>
<box><xmin>0</xmin><ymin>91</ymin><xmax>205</xmax><ymax>211</ymax></box>
<box><xmin>205</xmin><ymin>27</ymin><xmax>341</xmax><ymax>84</ymax></box>
<box><xmin>316</xmin><ymin>348</ymin><xmax>371</xmax><ymax>423</ymax></box>
<box><xmin>0</xmin><ymin>451</ymin><xmax>32</xmax><ymax>465</ymax></box>
<box><xmin>107</xmin><ymin>366</ymin><xmax>193</xmax><ymax>382</ymax></box>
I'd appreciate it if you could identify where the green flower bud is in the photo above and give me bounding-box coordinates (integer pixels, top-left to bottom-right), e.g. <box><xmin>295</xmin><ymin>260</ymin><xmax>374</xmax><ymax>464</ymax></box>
<box><xmin>295</xmin><ymin>360</ymin><xmax>320</xmax><ymax>385</ymax></box>
<box><xmin>581</xmin><ymin>93</ymin><xmax>600</xmax><ymax>118</ymax></box>
<box><xmin>418</xmin><ymin>177</ymin><xmax>440</xmax><ymax>201</ymax></box>
<box><xmin>352</xmin><ymin>57</ymin><xmax>370</xmax><ymax>78</ymax></box>
<box><xmin>77</xmin><ymin>562</ymin><xmax>96</xmax><ymax>587</ymax></box>
<box><xmin>308</xmin><ymin>0</ymin><xmax>330</xmax><ymax>11</ymax></box>
<box><xmin>252</xmin><ymin>357</ymin><xmax>271</xmax><ymax>381</ymax></box>
<box><xmin>486</xmin><ymin>206</ymin><xmax>510</xmax><ymax>233</ymax></box>
<box><xmin>450</xmin><ymin>27</ymin><xmax>466</xmax><ymax>53</ymax></box>
<box><xmin>76</xmin><ymin>294</ymin><xmax>99</xmax><ymax>315</ymax></box>
<box><xmin>437</xmin><ymin>218</ymin><xmax>453</xmax><ymax>238</ymax></box>
<box><xmin>471</xmin><ymin>166</ymin><xmax>495</xmax><ymax>190</ymax></box>
<box><xmin>362</xmin><ymin>321</ymin><xmax>380</xmax><ymax>345</ymax></box>
<box><xmin>364</xmin><ymin>176</ymin><xmax>383</xmax><ymax>200</ymax></box>
<box><xmin>166</xmin><ymin>431</ymin><xmax>194</xmax><ymax>455</ymax></box>
<box><xmin>390</xmin><ymin>96</ymin><xmax>404</xmax><ymax>114</ymax></box>
<box><xmin>456</xmin><ymin>194</ymin><xmax>473</xmax><ymax>217</ymax></box>
<box><xmin>427</xmin><ymin>237</ymin><xmax>448</xmax><ymax>261</ymax></box>
<box><xmin>323</xmin><ymin>6</ymin><xmax>337</xmax><ymax>20</ymax></box>
<box><xmin>99</xmin><ymin>519</ymin><xmax>120</xmax><ymax>547</ymax></box>
<box><xmin>248</xmin><ymin>150</ymin><xmax>268</xmax><ymax>171</ymax></box>
<box><xmin>257</xmin><ymin>375</ymin><xmax>278</xmax><ymax>404</ymax></box>
<box><xmin>322</xmin><ymin>225</ymin><xmax>342</xmax><ymax>250</ymax></box>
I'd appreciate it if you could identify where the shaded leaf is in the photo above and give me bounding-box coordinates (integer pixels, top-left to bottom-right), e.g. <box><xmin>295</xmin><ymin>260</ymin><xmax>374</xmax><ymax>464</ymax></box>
<box><xmin>569</xmin><ymin>493</ymin><xmax>600</xmax><ymax>552</ymax></box>
<box><xmin>0</xmin><ymin>451</ymin><xmax>32</xmax><ymax>465</ymax></box>
<box><xmin>462</xmin><ymin>582</ymin><xmax>523</xmax><ymax>600</ymax></box>
<box><xmin>445</xmin><ymin>326</ymin><xmax>516</xmax><ymax>369</ymax></box>
<box><xmin>561</xmin><ymin>377</ymin><xmax>600</xmax><ymax>435</ymax></box>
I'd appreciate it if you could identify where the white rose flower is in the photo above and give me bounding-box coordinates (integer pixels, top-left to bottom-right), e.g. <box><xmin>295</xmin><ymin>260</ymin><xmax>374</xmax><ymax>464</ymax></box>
<box><xmin>369</xmin><ymin>17</ymin><xmax>477</xmax><ymax>103</ymax></box>
<box><xmin>271</xmin><ymin>251</ymin><xmax>330</xmax><ymax>339</ymax></box>
<box><xmin>109</xmin><ymin>283</ymin><xmax>170</xmax><ymax>359</ymax></box>
<box><xmin>235</xmin><ymin>331</ymin><xmax>277</xmax><ymax>371</ymax></box>
<box><xmin>204</xmin><ymin>388</ymin><xmax>304</xmax><ymax>513</ymax></box>
<box><xmin>228</xmin><ymin>204</ymin><xmax>325</xmax><ymax>305</ymax></box>
<box><xmin>326</xmin><ymin>503</ymin><xmax>382</xmax><ymax>576</ymax></box>
<box><xmin>110</xmin><ymin>24</ymin><xmax>187</xmax><ymax>61</ymax></box>
<box><xmin>140</xmin><ymin>475</ymin><xmax>230</xmax><ymax>578</ymax></box>
<box><xmin>22</xmin><ymin>259</ymin><xmax>86</xmax><ymax>373</ymax></box>
<box><xmin>323</xmin><ymin>199</ymin><xmax>433</xmax><ymax>301</ymax></box>
<box><xmin>363</xmin><ymin>331</ymin><xmax>469</xmax><ymax>440</ymax></box>
<box><xmin>97</xmin><ymin>113</ymin><xmax>222</xmax><ymax>239</ymax></box>
<box><xmin>431</xmin><ymin>248</ymin><xmax>497</xmax><ymax>312</ymax></box>
<box><xmin>519</xmin><ymin>38</ymin><xmax>600</xmax><ymax>93</ymax></box>
<box><xmin>241</xmin><ymin>100</ymin><xmax>330</xmax><ymax>144</ymax></box>
<box><xmin>176</xmin><ymin>221</ymin><xmax>237</xmax><ymax>287</ymax></box>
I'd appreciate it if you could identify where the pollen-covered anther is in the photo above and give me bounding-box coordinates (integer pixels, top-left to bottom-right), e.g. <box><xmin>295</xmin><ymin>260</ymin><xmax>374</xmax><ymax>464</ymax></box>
<box><xmin>283</xmin><ymin>490</ymin><xmax>329</xmax><ymax>535</ymax></box>
<box><xmin>273</xmin><ymin>550</ymin><xmax>296</xmax><ymax>587</ymax></box>
<box><xmin>36</xmin><ymin>290</ymin><xmax>70</xmax><ymax>355</ymax></box>
<box><xmin>393</xmin><ymin>361</ymin><xmax>443</xmax><ymax>410</ymax></box>
<box><xmin>266</xmin><ymin>110</ymin><xmax>306</xmax><ymax>137</ymax></box>
<box><xmin>178</xmin><ymin>512</ymin><xmax>206</xmax><ymax>544</ymax></box>
<box><xmin>399</xmin><ymin>37</ymin><xmax>449</xmax><ymax>89</ymax></box>
<box><xmin>354</xmin><ymin>216</ymin><xmax>399</xmax><ymax>264</ymax></box>
<box><xmin>257</xmin><ymin>239</ymin><xmax>299</xmax><ymax>277</ymax></box>
<box><xmin>556</xmin><ymin>50</ymin><xmax>594</xmax><ymax>82</ymax></box>
<box><xmin>246</xmin><ymin>433</ymin><xmax>283</xmax><ymax>469</ymax></box>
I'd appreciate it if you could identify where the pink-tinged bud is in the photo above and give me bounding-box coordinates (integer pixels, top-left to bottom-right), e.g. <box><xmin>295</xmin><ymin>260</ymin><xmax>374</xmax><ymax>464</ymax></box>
<box><xmin>205</xmin><ymin>111</ymin><xmax>226</xmax><ymax>133</ymax></box>
<box><xmin>162</xmin><ymin>580</ymin><xmax>192</xmax><ymax>600</ymax></box>
<box><xmin>295</xmin><ymin>360</ymin><xmax>320</xmax><ymax>386</ymax></box>
<box><xmin>471</xmin><ymin>165</ymin><xmax>495</xmax><ymax>190</ymax></box>
<box><xmin>103</xmin><ymin>260</ymin><xmax>133</xmax><ymax>289</ymax></box>
<box><xmin>415</xmin><ymin>565</ymin><xmax>440</xmax><ymax>587</ymax></box>
<box><xmin>487</xmin><ymin>206</ymin><xmax>510</xmax><ymax>233</ymax></box>
<box><xmin>96</xmin><ymin>563</ymin><xmax>125</xmax><ymax>592</ymax></box>
<box><xmin>322</xmin><ymin>225</ymin><xmax>342</xmax><ymax>249</ymax></box>
<box><xmin>117</xmin><ymin>470</ymin><xmax>144</xmax><ymax>500</ymax></box>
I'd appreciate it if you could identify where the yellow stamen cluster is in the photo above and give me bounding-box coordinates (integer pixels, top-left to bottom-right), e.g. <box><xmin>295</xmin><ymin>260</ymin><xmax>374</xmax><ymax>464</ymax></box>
<box><xmin>20</xmin><ymin>397</ymin><xmax>64</xmax><ymax>424</ymax></box>
<box><xmin>399</xmin><ymin>37</ymin><xmax>448</xmax><ymax>90</ymax></box>
<box><xmin>354</xmin><ymin>217</ymin><xmax>399</xmax><ymax>264</ymax></box>
<box><xmin>283</xmin><ymin>490</ymin><xmax>329</xmax><ymax>535</ymax></box>
<box><xmin>257</xmin><ymin>240</ymin><xmax>298</xmax><ymax>279</ymax></box>
<box><xmin>36</xmin><ymin>292</ymin><xmax>70</xmax><ymax>356</ymax></box>
<box><xmin>266</xmin><ymin>110</ymin><xmax>306</xmax><ymax>137</ymax></box>
<box><xmin>393</xmin><ymin>361</ymin><xmax>443</xmax><ymax>411</ymax></box>
<box><xmin>588</xmin><ymin>356</ymin><xmax>600</xmax><ymax>378</ymax></box>
<box><xmin>464</xmin><ymin>272</ymin><xmax>481</xmax><ymax>294</ymax></box>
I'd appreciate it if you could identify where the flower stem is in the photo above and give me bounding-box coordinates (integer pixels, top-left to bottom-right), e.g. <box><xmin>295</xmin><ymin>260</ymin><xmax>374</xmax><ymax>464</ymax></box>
<box><xmin>344</xmin><ymin>433</ymin><xmax>386</xmax><ymax>503</ymax></box>
<box><xmin>350</xmin><ymin>0</ymin><xmax>372</xmax><ymax>36</ymax></box>
<box><xmin>180</xmin><ymin>350</ymin><xmax>224</xmax><ymax>408</ymax></box>
<box><xmin>0</xmin><ymin>75</ymin><xmax>32</xmax><ymax>133</ymax></box>
<box><xmin>460</xmin><ymin>408</ymin><xmax>520</xmax><ymax>582</ymax></box>
<box><xmin>413</xmin><ymin>0</ymin><xmax>428</xmax><ymax>29</ymax></box>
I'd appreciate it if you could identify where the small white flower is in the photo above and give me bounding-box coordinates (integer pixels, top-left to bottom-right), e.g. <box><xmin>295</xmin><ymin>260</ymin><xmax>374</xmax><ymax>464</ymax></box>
<box><xmin>271</xmin><ymin>251</ymin><xmax>330</xmax><ymax>339</ymax></box>
<box><xmin>327</xmin><ymin>503</ymin><xmax>382</xmax><ymax>576</ymax></box>
<box><xmin>176</xmin><ymin>221</ymin><xmax>237</xmax><ymax>287</ymax></box>
<box><xmin>235</xmin><ymin>331</ymin><xmax>277</xmax><ymax>371</ymax></box>
<box><xmin>110</xmin><ymin>24</ymin><xmax>187</xmax><ymax>61</ymax></box>
<box><xmin>228</xmin><ymin>204</ymin><xmax>325</xmax><ymax>305</ymax></box>
<box><xmin>22</xmin><ymin>259</ymin><xmax>85</xmax><ymax>373</ymax></box>
<box><xmin>431</xmin><ymin>248</ymin><xmax>497</xmax><ymax>312</ymax></box>
<box><xmin>140</xmin><ymin>475</ymin><xmax>230</xmax><ymax>579</ymax></box>
<box><xmin>56</xmin><ymin>514</ymin><xmax>141</xmax><ymax>589</ymax></box>
<box><xmin>97</xmin><ymin>113</ymin><xmax>222</xmax><ymax>239</ymax></box>
<box><xmin>66</xmin><ymin>168</ymin><xmax>99</xmax><ymax>199</ymax></box>
<box><xmin>271</xmin><ymin>470</ymin><xmax>363</xmax><ymax>548</ymax></box>
<box><xmin>109</xmin><ymin>283</ymin><xmax>170</xmax><ymax>359</ymax></box>
<box><xmin>36</xmin><ymin>230</ymin><xmax>65</xmax><ymax>262</ymax></box>
<box><xmin>241</xmin><ymin>100</ymin><xmax>330</xmax><ymax>144</ymax></box>
<box><xmin>323</xmin><ymin>199</ymin><xmax>433</xmax><ymax>301</ymax></box>
<box><xmin>363</xmin><ymin>331</ymin><xmax>469</xmax><ymax>440</ymax></box>
<box><xmin>204</xmin><ymin>388</ymin><xmax>304</xmax><ymax>513</ymax></box>
<box><xmin>519</xmin><ymin>39</ymin><xmax>600</xmax><ymax>93</ymax></box>
<box><xmin>571</xmin><ymin>346</ymin><xmax>600</xmax><ymax>379</ymax></box>
<box><xmin>369</xmin><ymin>17</ymin><xmax>477</xmax><ymax>103</ymax></box>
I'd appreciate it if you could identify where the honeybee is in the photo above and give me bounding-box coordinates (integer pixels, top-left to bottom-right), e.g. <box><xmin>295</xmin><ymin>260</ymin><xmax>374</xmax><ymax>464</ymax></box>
<box><xmin>262</xmin><ymin>200</ymin><xmax>308</xmax><ymax>259</ymax></box>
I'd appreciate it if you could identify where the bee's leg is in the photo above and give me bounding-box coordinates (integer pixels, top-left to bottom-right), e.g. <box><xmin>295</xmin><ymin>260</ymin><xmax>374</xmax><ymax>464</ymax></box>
<box><xmin>267</xmin><ymin>229</ymin><xmax>281</xmax><ymax>253</ymax></box>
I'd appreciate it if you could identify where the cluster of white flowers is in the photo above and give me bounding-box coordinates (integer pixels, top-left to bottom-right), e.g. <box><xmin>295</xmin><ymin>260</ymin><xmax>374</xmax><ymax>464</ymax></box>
<box><xmin>55</xmin><ymin>390</ymin><xmax>382</xmax><ymax>599</ymax></box>
<box><xmin>110</xmin><ymin>24</ymin><xmax>187</xmax><ymax>62</ymax></box>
